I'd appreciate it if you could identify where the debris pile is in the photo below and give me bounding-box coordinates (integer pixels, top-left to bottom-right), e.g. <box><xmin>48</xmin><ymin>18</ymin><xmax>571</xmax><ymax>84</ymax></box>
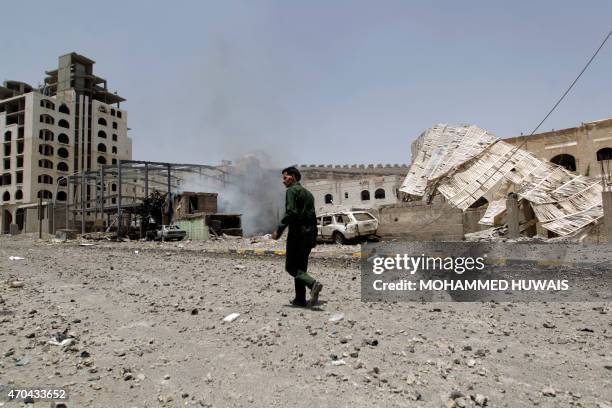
<box><xmin>400</xmin><ymin>124</ymin><xmax>604</xmax><ymax>238</ymax></box>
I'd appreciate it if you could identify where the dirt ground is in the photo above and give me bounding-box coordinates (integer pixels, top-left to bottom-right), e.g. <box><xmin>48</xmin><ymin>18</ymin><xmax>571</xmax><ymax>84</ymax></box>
<box><xmin>0</xmin><ymin>236</ymin><xmax>611</xmax><ymax>408</ymax></box>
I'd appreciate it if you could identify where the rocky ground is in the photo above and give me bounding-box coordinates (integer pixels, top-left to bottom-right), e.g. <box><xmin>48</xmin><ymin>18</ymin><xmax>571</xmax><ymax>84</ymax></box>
<box><xmin>0</xmin><ymin>235</ymin><xmax>611</xmax><ymax>408</ymax></box>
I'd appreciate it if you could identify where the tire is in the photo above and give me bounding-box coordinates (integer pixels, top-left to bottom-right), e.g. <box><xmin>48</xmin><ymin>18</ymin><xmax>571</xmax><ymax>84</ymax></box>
<box><xmin>332</xmin><ymin>231</ymin><xmax>346</xmax><ymax>245</ymax></box>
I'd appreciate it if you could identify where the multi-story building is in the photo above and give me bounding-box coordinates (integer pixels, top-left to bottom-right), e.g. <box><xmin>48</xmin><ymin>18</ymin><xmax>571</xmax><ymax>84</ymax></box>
<box><xmin>0</xmin><ymin>52</ymin><xmax>132</xmax><ymax>234</ymax></box>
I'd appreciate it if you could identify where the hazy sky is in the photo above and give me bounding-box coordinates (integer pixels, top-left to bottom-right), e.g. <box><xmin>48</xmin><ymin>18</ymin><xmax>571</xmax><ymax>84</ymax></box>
<box><xmin>2</xmin><ymin>1</ymin><xmax>611</xmax><ymax>167</ymax></box>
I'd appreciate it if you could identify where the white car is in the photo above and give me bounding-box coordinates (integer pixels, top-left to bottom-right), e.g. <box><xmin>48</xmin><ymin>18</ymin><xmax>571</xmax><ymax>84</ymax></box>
<box><xmin>316</xmin><ymin>211</ymin><xmax>379</xmax><ymax>244</ymax></box>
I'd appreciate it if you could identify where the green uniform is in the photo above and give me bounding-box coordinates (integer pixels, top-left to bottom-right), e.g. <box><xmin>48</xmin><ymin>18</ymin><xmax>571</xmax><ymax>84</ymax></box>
<box><xmin>276</xmin><ymin>182</ymin><xmax>318</xmax><ymax>303</ymax></box>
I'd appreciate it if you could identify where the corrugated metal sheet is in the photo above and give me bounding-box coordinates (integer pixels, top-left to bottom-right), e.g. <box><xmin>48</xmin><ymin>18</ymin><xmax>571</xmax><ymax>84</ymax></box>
<box><xmin>401</xmin><ymin>124</ymin><xmax>604</xmax><ymax>236</ymax></box>
<box><xmin>176</xmin><ymin>219</ymin><xmax>209</xmax><ymax>241</ymax></box>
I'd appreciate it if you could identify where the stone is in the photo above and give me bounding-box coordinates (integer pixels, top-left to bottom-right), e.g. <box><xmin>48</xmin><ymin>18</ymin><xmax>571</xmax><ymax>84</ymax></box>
<box><xmin>542</xmin><ymin>386</ymin><xmax>556</xmax><ymax>397</ymax></box>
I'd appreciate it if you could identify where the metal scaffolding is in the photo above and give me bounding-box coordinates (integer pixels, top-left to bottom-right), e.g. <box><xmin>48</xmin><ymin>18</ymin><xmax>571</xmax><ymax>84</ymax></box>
<box><xmin>65</xmin><ymin>160</ymin><xmax>231</xmax><ymax>237</ymax></box>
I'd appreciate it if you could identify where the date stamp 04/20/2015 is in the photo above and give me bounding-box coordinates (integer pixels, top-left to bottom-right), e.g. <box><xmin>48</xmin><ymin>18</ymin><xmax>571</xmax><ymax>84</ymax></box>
<box><xmin>0</xmin><ymin>384</ymin><xmax>69</xmax><ymax>402</ymax></box>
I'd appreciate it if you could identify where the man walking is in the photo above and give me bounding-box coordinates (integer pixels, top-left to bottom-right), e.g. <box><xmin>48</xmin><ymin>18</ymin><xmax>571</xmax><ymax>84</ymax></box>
<box><xmin>272</xmin><ymin>166</ymin><xmax>323</xmax><ymax>308</ymax></box>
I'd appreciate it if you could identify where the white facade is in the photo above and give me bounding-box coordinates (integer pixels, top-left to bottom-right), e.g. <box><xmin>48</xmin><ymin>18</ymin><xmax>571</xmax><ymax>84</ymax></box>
<box><xmin>304</xmin><ymin>175</ymin><xmax>402</xmax><ymax>213</ymax></box>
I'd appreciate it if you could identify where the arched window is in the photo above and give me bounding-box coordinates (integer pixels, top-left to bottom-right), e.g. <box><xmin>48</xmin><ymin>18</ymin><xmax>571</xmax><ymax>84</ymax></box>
<box><xmin>37</xmin><ymin>190</ymin><xmax>53</xmax><ymax>199</ymax></box>
<box><xmin>58</xmin><ymin>119</ymin><xmax>69</xmax><ymax>128</ymax></box>
<box><xmin>97</xmin><ymin>143</ymin><xmax>107</xmax><ymax>152</ymax></box>
<box><xmin>15</xmin><ymin>189</ymin><xmax>23</xmax><ymax>200</ymax></box>
<box><xmin>57</xmin><ymin>133</ymin><xmax>69</xmax><ymax>144</ymax></box>
<box><xmin>98</xmin><ymin>118</ymin><xmax>107</xmax><ymax>126</ymax></box>
<box><xmin>112</xmin><ymin>121</ymin><xmax>118</xmax><ymax>129</ymax></box>
<box><xmin>112</xmin><ymin>146</ymin><xmax>117</xmax><ymax>154</ymax></box>
<box><xmin>361</xmin><ymin>190</ymin><xmax>370</xmax><ymax>201</ymax></box>
<box><xmin>117</xmin><ymin>111</ymin><xmax>122</xmax><ymax>118</ymax></box>
<box><xmin>324</xmin><ymin>194</ymin><xmax>333</xmax><ymax>204</ymax></box>
<box><xmin>550</xmin><ymin>154</ymin><xmax>576</xmax><ymax>172</ymax></box>
<box><xmin>374</xmin><ymin>188</ymin><xmax>386</xmax><ymax>199</ymax></box>
<box><xmin>39</xmin><ymin>129</ymin><xmax>54</xmax><ymax>141</ymax></box>
<box><xmin>58</xmin><ymin>104</ymin><xmax>70</xmax><ymax>114</ymax></box>
<box><xmin>112</xmin><ymin>134</ymin><xmax>118</xmax><ymax>141</ymax></box>
<box><xmin>57</xmin><ymin>147</ymin><xmax>69</xmax><ymax>158</ymax></box>
<box><xmin>97</xmin><ymin>156</ymin><xmax>107</xmax><ymax>165</ymax></box>
<box><xmin>57</xmin><ymin>162</ymin><xmax>69</xmax><ymax>172</ymax></box>
<box><xmin>596</xmin><ymin>147</ymin><xmax>612</xmax><ymax>161</ymax></box>
<box><xmin>40</xmin><ymin>114</ymin><xmax>54</xmax><ymax>125</ymax></box>
<box><xmin>40</xmin><ymin>99</ymin><xmax>55</xmax><ymax>110</ymax></box>
<box><xmin>38</xmin><ymin>159</ymin><xmax>53</xmax><ymax>169</ymax></box>
<box><xmin>4</xmin><ymin>131</ymin><xmax>11</xmax><ymax>142</ymax></box>
<box><xmin>57</xmin><ymin>191</ymin><xmax>67</xmax><ymax>201</ymax></box>
<box><xmin>112</xmin><ymin>158</ymin><xmax>117</xmax><ymax>165</ymax></box>
<box><xmin>2</xmin><ymin>191</ymin><xmax>9</xmax><ymax>202</ymax></box>
<box><xmin>38</xmin><ymin>174</ymin><xmax>53</xmax><ymax>184</ymax></box>
<box><xmin>111</xmin><ymin>108</ymin><xmax>116</xmax><ymax>116</ymax></box>
<box><xmin>111</xmin><ymin>183</ymin><xmax>117</xmax><ymax>192</ymax></box>
<box><xmin>39</xmin><ymin>144</ymin><xmax>54</xmax><ymax>156</ymax></box>
<box><xmin>98</xmin><ymin>130</ymin><xmax>107</xmax><ymax>139</ymax></box>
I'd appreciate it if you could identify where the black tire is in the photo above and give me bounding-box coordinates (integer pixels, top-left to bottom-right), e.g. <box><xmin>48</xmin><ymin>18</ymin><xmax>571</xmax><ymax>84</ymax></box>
<box><xmin>332</xmin><ymin>231</ymin><xmax>346</xmax><ymax>245</ymax></box>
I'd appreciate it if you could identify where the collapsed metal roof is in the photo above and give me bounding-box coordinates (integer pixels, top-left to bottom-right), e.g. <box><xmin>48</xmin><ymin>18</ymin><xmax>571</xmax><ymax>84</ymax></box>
<box><xmin>400</xmin><ymin>124</ymin><xmax>604</xmax><ymax>236</ymax></box>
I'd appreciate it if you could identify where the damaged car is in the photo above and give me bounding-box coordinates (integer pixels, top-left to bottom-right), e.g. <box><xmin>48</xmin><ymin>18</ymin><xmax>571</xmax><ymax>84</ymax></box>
<box><xmin>316</xmin><ymin>211</ymin><xmax>379</xmax><ymax>244</ymax></box>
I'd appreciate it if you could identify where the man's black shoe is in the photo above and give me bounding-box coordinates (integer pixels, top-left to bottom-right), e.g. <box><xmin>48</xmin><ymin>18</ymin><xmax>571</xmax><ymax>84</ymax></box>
<box><xmin>290</xmin><ymin>298</ymin><xmax>308</xmax><ymax>307</ymax></box>
<box><xmin>308</xmin><ymin>282</ymin><xmax>323</xmax><ymax>308</ymax></box>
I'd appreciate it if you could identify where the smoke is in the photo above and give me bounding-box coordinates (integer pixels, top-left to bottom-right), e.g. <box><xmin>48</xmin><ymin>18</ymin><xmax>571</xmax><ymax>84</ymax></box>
<box><xmin>178</xmin><ymin>153</ymin><xmax>286</xmax><ymax>237</ymax></box>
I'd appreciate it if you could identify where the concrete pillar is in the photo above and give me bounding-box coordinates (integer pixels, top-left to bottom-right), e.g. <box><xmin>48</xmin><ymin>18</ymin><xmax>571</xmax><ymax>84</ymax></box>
<box><xmin>603</xmin><ymin>191</ymin><xmax>612</xmax><ymax>243</ymax></box>
<box><xmin>506</xmin><ymin>193</ymin><xmax>520</xmax><ymax>239</ymax></box>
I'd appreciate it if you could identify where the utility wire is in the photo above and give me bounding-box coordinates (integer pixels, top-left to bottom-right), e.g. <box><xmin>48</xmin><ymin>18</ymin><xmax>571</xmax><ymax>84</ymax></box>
<box><xmin>477</xmin><ymin>27</ymin><xmax>612</xmax><ymax>190</ymax></box>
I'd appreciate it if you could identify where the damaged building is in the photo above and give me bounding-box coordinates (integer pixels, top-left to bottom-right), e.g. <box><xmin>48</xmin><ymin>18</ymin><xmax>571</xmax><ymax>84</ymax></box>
<box><xmin>380</xmin><ymin>124</ymin><xmax>611</xmax><ymax>242</ymax></box>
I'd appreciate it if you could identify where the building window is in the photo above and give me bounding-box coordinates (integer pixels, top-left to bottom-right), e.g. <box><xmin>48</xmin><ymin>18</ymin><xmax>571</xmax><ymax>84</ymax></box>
<box><xmin>112</xmin><ymin>158</ymin><xmax>117</xmax><ymax>165</ymax></box>
<box><xmin>38</xmin><ymin>174</ymin><xmax>54</xmax><ymax>184</ymax></box>
<box><xmin>39</xmin><ymin>144</ymin><xmax>54</xmax><ymax>156</ymax></box>
<box><xmin>98</xmin><ymin>118</ymin><xmax>107</xmax><ymax>126</ymax></box>
<box><xmin>361</xmin><ymin>190</ymin><xmax>370</xmax><ymax>201</ymax></box>
<box><xmin>39</xmin><ymin>159</ymin><xmax>53</xmax><ymax>169</ymax></box>
<box><xmin>112</xmin><ymin>146</ymin><xmax>117</xmax><ymax>154</ymax></box>
<box><xmin>550</xmin><ymin>154</ymin><xmax>576</xmax><ymax>172</ymax></box>
<box><xmin>112</xmin><ymin>121</ymin><xmax>118</xmax><ymax>129</ymax></box>
<box><xmin>37</xmin><ymin>190</ymin><xmax>53</xmax><ymax>199</ymax></box>
<box><xmin>2</xmin><ymin>191</ymin><xmax>10</xmax><ymax>202</ymax></box>
<box><xmin>58</xmin><ymin>119</ymin><xmax>69</xmax><ymax>128</ymax></box>
<box><xmin>117</xmin><ymin>111</ymin><xmax>122</xmax><ymax>118</ymax></box>
<box><xmin>40</xmin><ymin>99</ymin><xmax>55</xmax><ymax>110</ymax></box>
<box><xmin>97</xmin><ymin>143</ymin><xmax>107</xmax><ymax>153</ymax></box>
<box><xmin>58</xmin><ymin>104</ymin><xmax>70</xmax><ymax>114</ymax></box>
<box><xmin>112</xmin><ymin>134</ymin><xmax>118</xmax><ymax>141</ymax></box>
<box><xmin>3</xmin><ymin>158</ymin><xmax>9</xmax><ymax>170</ymax></box>
<box><xmin>3</xmin><ymin>131</ymin><xmax>10</xmax><ymax>142</ymax></box>
<box><xmin>16</xmin><ymin>156</ymin><xmax>23</xmax><ymax>168</ymax></box>
<box><xmin>57</xmin><ymin>162</ymin><xmax>69</xmax><ymax>172</ymax></box>
<box><xmin>39</xmin><ymin>114</ymin><xmax>54</xmax><ymax>125</ymax></box>
<box><xmin>0</xmin><ymin>173</ymin><xmax>11</xmax><ymax>185</ymax></box>
<box><xmin>3</xmin><ymin>143</ymin><xmax>9</xmax><ymax>156</ymax></box>
<box><xmin>16</xmin><ymin>171</ymin><xmax>23</xmax><ymax>184</ymax></box>
<box><xmin>111</xmin><ymin>183</ymin><xmax>117</xmax><ymax>192</ymax></box>
<box><xmin>57</xmin><ymin>191</ymin><xmax>67</xmax><ymax>201</ymax></box>
<box><xmin>374</xmin><ymin>188</ymin><xmax>385</xmax><ymax>199</ymax></box>
<box><xmin>98</xmin><ymin>130</ymin><xmax>107</xmax><ymax>139</ymax></box>
<box><xmin>596</xmin><ymin>147</ymin><xmax>612</xmax><ymax>161</ymax></box>
<box><xmin>39</xmin><ymin>129</ymin><xmax>54</xmax><ymax>141</ymax></box>
<box><xmin>57</xmin><ymin>147</ymin><xmax>69</xmax><ymax>158</ymax></box>
<box><xmin>97</xmin><ymin>156</ymin><xmax>107</xmax><ymax>165</ymax></box>
<box><xmin>111</xmin><ymin>108</ymin><xmax>116</xmax><ymax>116</ymax></box>
<box><xmin>15</xmin><ymin>189</ymin><xmax>23</xmax><ymax>200</ymax></box>
<box><xmin>17</xmin><ymin>140</ymin><xmax>23</xmax><ymax>154</ymax></box>
<box><xmin>57</xmin><ymin>133</ymin><xmax>69</xmax><ymax>144</ymax></box>
<box><xmin>324</xmin><ymin>194</ymin><xmax>333</xmax><ymax>204</ymax></box>
<box><xmin>344</xmin><ymin>192</ymin><xmax>349</xmax><ymax>199</ymax></box>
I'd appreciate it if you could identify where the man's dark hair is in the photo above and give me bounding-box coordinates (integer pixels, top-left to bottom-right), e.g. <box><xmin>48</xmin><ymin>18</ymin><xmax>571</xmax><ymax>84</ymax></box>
<box><xmin>281</xmin><ymin>166</ymin><xmax>301</xmax><ymax>181</ymax></box>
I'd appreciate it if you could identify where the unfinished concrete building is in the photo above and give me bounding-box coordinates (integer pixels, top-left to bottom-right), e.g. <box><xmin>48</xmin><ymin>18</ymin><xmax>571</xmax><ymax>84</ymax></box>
<box><xmin>0</xmin><ymin>53</ymin><xmax>132</xmax><ymax>234</ymax></box>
